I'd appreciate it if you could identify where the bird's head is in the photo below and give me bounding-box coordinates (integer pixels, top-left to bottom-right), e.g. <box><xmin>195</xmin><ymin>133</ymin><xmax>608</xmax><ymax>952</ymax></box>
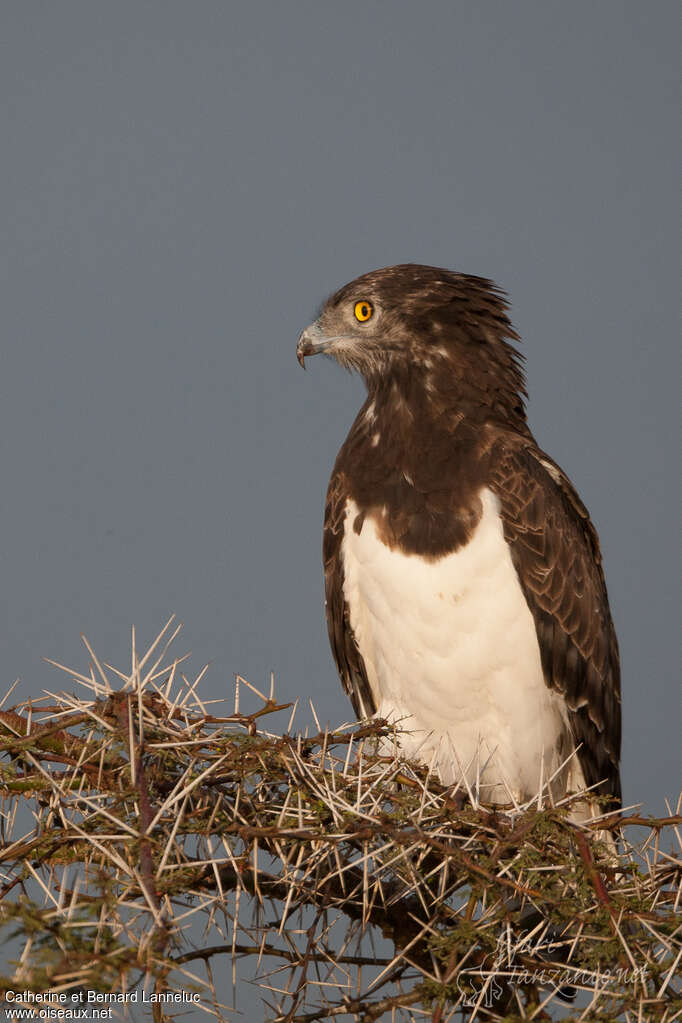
<box><xmin>297</xmin><ymin>264</ymin><xmax>527</xmax><ymax>424</ymax></box>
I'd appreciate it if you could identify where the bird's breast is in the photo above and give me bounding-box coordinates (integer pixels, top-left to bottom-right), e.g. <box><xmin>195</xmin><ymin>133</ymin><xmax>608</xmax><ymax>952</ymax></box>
<box><xmin>340</xmin><ymin>488</ymin><xmax>569</xmax><ymax>801</ymax></box>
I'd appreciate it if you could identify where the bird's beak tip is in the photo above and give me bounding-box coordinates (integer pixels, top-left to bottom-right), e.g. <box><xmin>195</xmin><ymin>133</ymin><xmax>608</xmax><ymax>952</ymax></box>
<box><xmin>296</xmin><ymin>326</ymin><xmax>320</xmax><ymax>370</ymax></box>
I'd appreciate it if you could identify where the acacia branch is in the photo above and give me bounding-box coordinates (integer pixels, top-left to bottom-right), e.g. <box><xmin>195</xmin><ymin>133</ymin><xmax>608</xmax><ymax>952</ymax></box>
<box><xmin>0</xmin><ymin>622</ymin><xmax>678</xmax><ymax>1022</ymax></box>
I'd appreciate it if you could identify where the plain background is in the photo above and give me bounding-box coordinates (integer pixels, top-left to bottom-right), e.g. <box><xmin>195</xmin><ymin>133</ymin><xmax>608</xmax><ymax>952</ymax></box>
<box><xmin>1</xmin><ymin>2</ymin><xmax>679</xmax><ymax>1014</ymax></box>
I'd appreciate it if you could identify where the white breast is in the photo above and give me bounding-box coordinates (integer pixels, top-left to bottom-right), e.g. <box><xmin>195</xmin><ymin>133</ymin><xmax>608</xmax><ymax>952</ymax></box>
<box><xmin>341</xmin><ymin>488</ymin><xmax>573</xmax><ymax>803</ymax></box>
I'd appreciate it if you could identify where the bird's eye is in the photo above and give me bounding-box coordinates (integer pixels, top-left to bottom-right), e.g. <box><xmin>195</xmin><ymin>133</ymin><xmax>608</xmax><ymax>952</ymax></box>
<box><xmin>353</xmin><ymin>300</ymin><xmax>374</xmax><ymax>323</ymax></box>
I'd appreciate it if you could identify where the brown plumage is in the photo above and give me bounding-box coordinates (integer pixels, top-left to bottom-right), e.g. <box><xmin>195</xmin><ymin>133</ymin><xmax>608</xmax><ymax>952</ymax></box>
<box><xmin>298</xmin><ymin>264</ymin><xmax>621</xmax><ymax>807</ymax></box>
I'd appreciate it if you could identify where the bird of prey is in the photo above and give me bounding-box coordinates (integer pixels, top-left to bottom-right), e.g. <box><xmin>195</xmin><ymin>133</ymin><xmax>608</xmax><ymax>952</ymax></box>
<box><xmin>297</xmin><ymin>264</ymin><xmax>621</xmax><ymax>814</ymax></box>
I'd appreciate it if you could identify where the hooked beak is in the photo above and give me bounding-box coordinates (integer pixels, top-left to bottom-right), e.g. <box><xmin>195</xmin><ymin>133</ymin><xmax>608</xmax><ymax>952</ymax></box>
<box><xmin>296</xmin><ymin>323</ymin><xmax>332</xmax><ymax>368</ymax></box>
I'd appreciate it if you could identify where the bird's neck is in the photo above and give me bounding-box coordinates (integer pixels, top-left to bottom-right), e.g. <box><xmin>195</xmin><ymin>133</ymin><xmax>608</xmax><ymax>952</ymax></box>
<box><xmin>364</xmin><ymin>361</ymin><xmax>529</xmax><ymax>442</ymax></box>
<box><xmin>364</xmin><ymin>372</ymin><xmax>481</xmax><ymax>442</ymax></box>
<box><xmin>340</xmin><ymin>384</ymin><xmax>490</xmax><ymax>557</ymax></box>
<box><xmin>338</xmin><ymin>371</ymin><xmax>531</xmax><ymax>558</ymax></box>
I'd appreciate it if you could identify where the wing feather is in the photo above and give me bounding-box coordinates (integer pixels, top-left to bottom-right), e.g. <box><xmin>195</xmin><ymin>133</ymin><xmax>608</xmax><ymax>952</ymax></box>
<box><xmin>489</xmin><ymin>437</ymin><xmax>622</xmax><ymax>805</ymax></box>
<box><xmin>323</xmin><ymin>471</ymin><xmax>376</xmax><ymax>719</ymax></box>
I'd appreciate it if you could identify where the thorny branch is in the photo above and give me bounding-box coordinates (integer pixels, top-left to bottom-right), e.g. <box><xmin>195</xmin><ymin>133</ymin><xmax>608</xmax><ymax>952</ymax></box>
<box><xmin>0</xmin><ymin>620</ymin><xmax>679</xmax><ymax>1022</ymax></box>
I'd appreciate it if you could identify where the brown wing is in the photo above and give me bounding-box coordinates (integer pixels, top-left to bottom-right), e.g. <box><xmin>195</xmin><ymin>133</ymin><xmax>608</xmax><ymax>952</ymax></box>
<box><xmin>323</xmin><ymin>470</ymin><xmax>376</xmax><ymax>720</ymax></box>
<box><xmin>488</xmin><ymin>435</ymin><xmax>622</xmax><ymax>806</ymax></box>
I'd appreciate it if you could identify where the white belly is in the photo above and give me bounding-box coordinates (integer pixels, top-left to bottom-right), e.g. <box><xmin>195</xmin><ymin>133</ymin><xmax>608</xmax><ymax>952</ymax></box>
<box><xmin>341</xmin><ymin>487</ymin><xmax>571</xmax><ymax>803</ymax></box>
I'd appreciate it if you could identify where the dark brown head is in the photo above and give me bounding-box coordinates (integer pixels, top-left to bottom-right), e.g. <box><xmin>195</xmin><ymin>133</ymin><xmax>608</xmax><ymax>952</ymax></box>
<box><xmin>297</xmin><ymin>264</ymin><xmax>527</xmax><ymax>427</ymax></box>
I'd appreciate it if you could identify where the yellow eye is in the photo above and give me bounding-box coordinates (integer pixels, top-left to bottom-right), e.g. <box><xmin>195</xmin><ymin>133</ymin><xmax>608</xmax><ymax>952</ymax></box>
<box><xmin>354</xmin><ymin>299</ymin><xmax>374</xmax><ymax>323</ymax></box>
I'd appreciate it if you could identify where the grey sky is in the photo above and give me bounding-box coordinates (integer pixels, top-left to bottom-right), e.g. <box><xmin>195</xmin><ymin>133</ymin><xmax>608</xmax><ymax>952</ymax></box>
<box><xmin>0</xmin><ymin>1</ymin><xmax>679</xmax><ymax>1008</ymax></box>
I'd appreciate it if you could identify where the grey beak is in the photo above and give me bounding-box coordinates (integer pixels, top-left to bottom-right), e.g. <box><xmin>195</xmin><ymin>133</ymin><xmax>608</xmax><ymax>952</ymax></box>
<box><xmin>296</xmin><ymin>325</ymin><xmax>330</xmax><ymax>368</ymax></box>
